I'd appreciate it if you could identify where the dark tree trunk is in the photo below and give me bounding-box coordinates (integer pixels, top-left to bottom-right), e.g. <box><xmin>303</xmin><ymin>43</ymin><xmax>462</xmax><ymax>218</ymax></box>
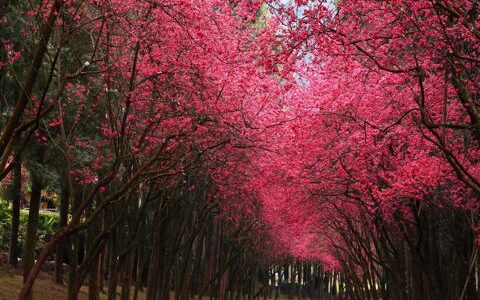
<box><xmin>107</xmin><ymin>217</ymin><xmax>119</xmax><ymax>300</ymax></box>
<box><xmin>8</xmin><ymin>157</ymin><xmax>22</xmax><ymax>266</ymax></box>
<box><xmin>22</xmin><ymin>167</ymin><xmax>44</xmax><ymax>300</ymax></box>
<box><xmin>88</xmin><ymin>215</ymin><xmax>101</xmax><ymax>300</ymax></box>
<box><xmin>68</xmin><ymin>188</ymin><xmax>82</xmax><ymax>300</ymax></box>
<box><xmin>55</xmin><ymin>179</ymin><xmax>70</xmax><ymax>284</ymax></box>
<box><xmin>146</xmin><ymin>214</ymin><xmax>163</xmax><ymax>300</ymax></box>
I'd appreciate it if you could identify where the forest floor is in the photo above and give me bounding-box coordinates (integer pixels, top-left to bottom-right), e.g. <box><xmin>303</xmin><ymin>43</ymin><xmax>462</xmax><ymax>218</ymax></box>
<box><xmin>0</xmin><ymin>276</ymin><xmax>343</xmax><ymax>300</ymax></box>
<box><xmin>0</xmin><ymin>253</ymin><xmax>335</xmax><ymax>300</ymax></box>
<box><xmin>0</xmin><ymin>273</ymin><xmax>150</xmax><ymax>300</ymax></box>
<box><xmin>0</xmin><ymin>274</ymin><xmax>94</xmax><ymax>300</ymax></box>
<box><xmin>0</xmin><ymin>254</ymin><xmax>147</xmax><ymax>300</ymax></box>
<box><xmin>0</xmin><ymin>274</ymin><xmax>345</xmax><ymax>300</ymax></box>
<box><xmin>0</xmin><ymin>260</ymin><xmax>330</xmax><ymax>300</ymax></box>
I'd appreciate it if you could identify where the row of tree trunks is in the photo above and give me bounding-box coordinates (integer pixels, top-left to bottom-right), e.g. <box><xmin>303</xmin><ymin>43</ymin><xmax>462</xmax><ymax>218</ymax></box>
<box><xmin>11</xmin><ymin>177</ymin><xmax>272</xmax><ymax>300</ymax></box>
<box><xmin>7</xmin><ymin>153</ymin><xmax>480</xmax><ymax>300</ymax></box>
<box><xmin>329</xmin><ymin>200</ymin><xmax>480</xmax><ymax>300</ymax></box>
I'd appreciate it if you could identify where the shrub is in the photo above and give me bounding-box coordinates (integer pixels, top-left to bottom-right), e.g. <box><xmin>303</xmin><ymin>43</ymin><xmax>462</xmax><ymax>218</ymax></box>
<box><xmin>0</xmin><ymin>198</ymin><xmax>59</xmax><ymax>255</ymax></box>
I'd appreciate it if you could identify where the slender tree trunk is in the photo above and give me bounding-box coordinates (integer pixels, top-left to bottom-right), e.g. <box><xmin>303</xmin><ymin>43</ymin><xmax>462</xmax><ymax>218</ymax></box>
<box><xmin>68</xmin><ymin>189</ymin><xmax>82</xmax><ymax>300</ymax></box>
<box><xmin>190</xmin><ymin>231</ymin><xmax>204</xmax><ymax>298</ymax></box>
<box><xmin>146</xmin><ymin>247</ymin><xmax>159</xmax><ymax>300</ymax></box>
<box><xmin>99</xmin><ymin>210</ymin><xmax>109</xmax><ymax>293</ymax></box>
<box><xmin>120</xmin><ymin>252</ymin><xmax>133</xmax><ymax>300</ymax></box>
<box><xmin>134</xmin><ymin>245</ymin><xmax>146</xmax><ymax>300</ymax></box>
<box><xmin>55</xmin><ymin>179</ymin><xmax>70</xmax><ymax>284</ymax></box>
<box><xmin>146</xmin><ymin>216</ymin><xmax>163</xmax><ymax>300</ymax></box>
<box><xmin>88</xmin><ymin>214</ymin><xmax>101</xmax><ymax>300</ymax></box>
<box><xmin>107</xmin><ymin>226</ymin><xmax>119</xmax><ymax>300</ymax></box>
<box><xmin>8</xmin><ymin>157</ymin><xmax>22</xmax><ymax>266</ymax></box>
<box><xmin>22</xmin><ymin>168</ymin><xmax>43</xmax><ymax>300</ymax></box>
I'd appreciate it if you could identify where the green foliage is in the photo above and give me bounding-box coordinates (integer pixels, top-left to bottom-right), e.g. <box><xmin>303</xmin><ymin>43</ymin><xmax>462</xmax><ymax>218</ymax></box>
<box><xmin>0</xmin><ymin>199</ymin><xmax>10</xmax><ymax>250</ymax></box>
<box><xmin>0</xmin><ymin>198</ymin><xmax>59</xmax><ymax>254</ymax></box>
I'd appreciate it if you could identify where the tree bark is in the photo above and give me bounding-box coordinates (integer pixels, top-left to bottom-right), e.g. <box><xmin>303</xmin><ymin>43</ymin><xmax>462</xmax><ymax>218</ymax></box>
<box><xmin>55</xmin><ymin>179</ymin><xmax>70</xmax><ymax>284</ymax></box>
<box><xmin>88</xmin><ymin>214</ymin><xmax>101</xmax><ymax>300</ymax></box>
<box><xmin>8</xmin><ymin>157</ymin><xmax>22</xmax><ymax>266</ymax></box>
<box><xmin>22</xmin><ymin>166</ymin><xmax>44</xmax><ymax>300</ymax></box>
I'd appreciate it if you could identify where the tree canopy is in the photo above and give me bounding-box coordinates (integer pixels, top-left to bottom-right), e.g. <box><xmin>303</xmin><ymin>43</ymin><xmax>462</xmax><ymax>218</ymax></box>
<box><xmin>1</xmin><ymin>0</ymin><xmax>479</xmax><ymax>299</ymax></box>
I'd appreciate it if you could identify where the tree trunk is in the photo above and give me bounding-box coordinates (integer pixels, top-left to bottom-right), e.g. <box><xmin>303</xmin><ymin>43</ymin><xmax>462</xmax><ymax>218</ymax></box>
<box><xmin>22</xmin><ymin>169</ymin><xmax>43</xmax><ymax>300</ymax></box>
<box><xmin>55</xmin><ymin>179</ymin><xmax>70</xmax><ymax>284</ymax></box>
<box><xmin>146</xmin><ymin>215</ymin><xmax>163</xmax><ymax>300</ymax></box>
<box><xmin>88</xmin><ymin>214</ymin><xmax>101</xmax><ymax>300</ymax></box>
<box><xmin>8</xmin><ymin>158</ymin><xmax>21</xmax><ymax>266</ymax></box>
<box><xmin>68</xmin><ymin>189</ymin><xmax>82</xmax><ymax>300</ymax></box>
